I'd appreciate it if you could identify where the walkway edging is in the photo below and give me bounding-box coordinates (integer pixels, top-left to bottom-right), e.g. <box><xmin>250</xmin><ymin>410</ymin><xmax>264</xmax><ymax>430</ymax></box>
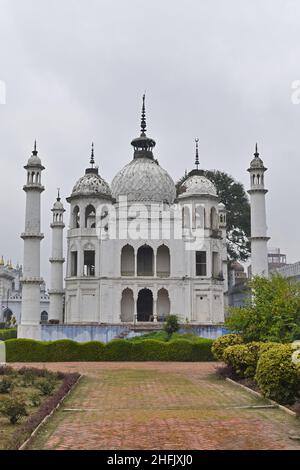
<box><xmin>226</xmin><ymin>377</ymin><xmax>297</xmax><ymax>417</ymax></box>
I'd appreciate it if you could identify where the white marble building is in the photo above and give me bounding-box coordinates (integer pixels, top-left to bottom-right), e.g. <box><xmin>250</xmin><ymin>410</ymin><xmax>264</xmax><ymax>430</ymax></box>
<box><xmin>64</xmin><ymin>99</ymin><xmax>227</xmax><ymax>325</ymax></box>
<box><xmin>18</xmin><ymin>97</ymin><xmax>270</xmax><ymax>340</ymax></box>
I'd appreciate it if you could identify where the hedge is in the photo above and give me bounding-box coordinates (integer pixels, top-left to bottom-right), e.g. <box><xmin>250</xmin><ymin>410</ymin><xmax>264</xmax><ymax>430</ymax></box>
<box><xmin>255</xmin><ymin>344</ymin><xmax>300</xmax><ymax>405</ymax></box>
<box><xmin>4</xmin><ymin>338</ymin><xmax>214</xmax><ymax>362</ymax></box>
<box><xmin>0</xmin><ymin>328</ymin><xmax>17</xmax><ymax>341</ymax></box>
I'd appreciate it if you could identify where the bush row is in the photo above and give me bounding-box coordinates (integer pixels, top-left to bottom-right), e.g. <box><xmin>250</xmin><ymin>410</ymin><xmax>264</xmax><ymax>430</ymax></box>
<box><xmin>5</xmin><ymin>338</ymin><xmax>214</xmax><ymax>362</ymax></box>
<box><xmin>0</xmin><ymin>328</ymin><xmax>17</xmax><ymax>341</ymax></box>
<box><xmin>213</xmin><ymin>334</ymin><xmax>300</xmax><ymax>405</ymax></box>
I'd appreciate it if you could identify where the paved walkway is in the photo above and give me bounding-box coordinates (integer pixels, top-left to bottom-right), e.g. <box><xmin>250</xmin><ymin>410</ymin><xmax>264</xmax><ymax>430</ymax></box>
<box><xmin>14</xmin><ymin>362</ymin><xmax>300</xmax><ymax>450</ymax></box>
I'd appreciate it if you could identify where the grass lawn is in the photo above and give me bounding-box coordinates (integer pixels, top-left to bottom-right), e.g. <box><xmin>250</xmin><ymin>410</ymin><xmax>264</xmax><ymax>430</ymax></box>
<box><xmin>0</xmin><ymin>367</ymin><xmax>62</xmax><ymax>450</ymax></box>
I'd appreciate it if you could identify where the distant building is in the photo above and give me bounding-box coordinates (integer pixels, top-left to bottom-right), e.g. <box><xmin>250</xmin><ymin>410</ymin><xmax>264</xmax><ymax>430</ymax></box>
<box><xmin>228</xmin><ymin>261</ymin><xmax>250</xmax><ymax>309</ymax></box>
<box><xmin>0</xmin><ymin>256</ymin><xmax>49</xmax><ymax>325</ymax></box>
<box><xmin>268</xmin><ymin>247</ymin><xmax>287</xmax><ymax>272</ymax></box>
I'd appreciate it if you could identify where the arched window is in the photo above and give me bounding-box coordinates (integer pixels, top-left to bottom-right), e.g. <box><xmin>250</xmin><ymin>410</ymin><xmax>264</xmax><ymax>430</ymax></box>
<box><xmin>157</xmin><ymin>288</ymin><xmax>170</xmax><ymax>321</ymax></box>
<box><xmin>72</xmin><ymin>206</ymin><xmax>80</xmax><ymax>228</ymax></box>
<box><xmin>120</xmin><ymin>288</ymin><xmax>134</xmax><ymax>322</ymax></box>
<box><xmin>137</xmin><ymin>288</ymin><xmax>153</xmax><ymax>321</ymax></box>
<box><xmin>121</xmin><ymin>244</ymin><xmax>134</xmax><ymax>276</ymax></box>
<box><xmin>85</xmin><ymin>204</ymin><xmax>96</xmax><ymax>228</ymax></box>
<box><xmin>137</xmin><ymin>245</ymin><xmax>154</xmax><ymax>276</ymax></box>
<box><xmin>40</xmin><ymin>311</ymin><xmax>48</xmax><ymax>324</ymax></box>
<box><xmin>156</xmin><ymin>245</ymin><xmax>170</xmax><ymax>277</ymax></box>
<box><xmin>182</xmin><ymin>205</ymin><xmax>191</xmax><ymax>228</ymax></box>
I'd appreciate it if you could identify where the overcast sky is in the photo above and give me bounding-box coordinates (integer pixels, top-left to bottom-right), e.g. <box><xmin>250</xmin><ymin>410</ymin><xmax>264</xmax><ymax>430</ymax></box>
<box><xmin>0</xmin><ymin>0</ymin><xmax>300</xmax><ymax>282</ymax></box>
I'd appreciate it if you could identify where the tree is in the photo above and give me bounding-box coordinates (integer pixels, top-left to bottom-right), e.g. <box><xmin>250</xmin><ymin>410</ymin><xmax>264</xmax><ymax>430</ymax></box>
<box><xmin>164</xmin><ymin>315</ymin><xmax>180</xmax><ymax>339</ymax></box>
<box><xmin>176</xmin><ymin>170</ymin><xmax>251</xmax><ymax>262</ymax></box>
<box><xmin>225</xmin><ymin>275</ymin><xmax>300</xmax><ymax>343</ymax></box>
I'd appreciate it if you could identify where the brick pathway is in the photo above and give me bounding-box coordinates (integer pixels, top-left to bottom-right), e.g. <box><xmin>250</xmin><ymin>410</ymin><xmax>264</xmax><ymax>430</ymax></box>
<box><xmin>14</xmin><ymin>362</ymin><xmax>300</xmax><ymax>450</ymax></box>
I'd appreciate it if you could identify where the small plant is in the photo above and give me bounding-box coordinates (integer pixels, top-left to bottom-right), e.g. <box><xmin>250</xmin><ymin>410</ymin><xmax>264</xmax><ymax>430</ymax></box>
<box><xmin>35</xmin><ymin>378</ymin><xmax>56</xmax><ymax>396</ymax></box>
<box><xmin>0</xmin><ymin>398</ymin><xmax>28</xmax><ymax>424</ymax></box>
<box><xmin>29</xmin><ymin>393</ymin><xmax>41</xmax><ymax>407</ymax></box>
<box><xmin>164</xmin><ymin>315</ymin><xmax>180</xmax><ymax>339</ymax></box>
<box><xmin>0</xmin><ymin>377</ymin><xmax>14</xmax><ymax>394</ymax></box>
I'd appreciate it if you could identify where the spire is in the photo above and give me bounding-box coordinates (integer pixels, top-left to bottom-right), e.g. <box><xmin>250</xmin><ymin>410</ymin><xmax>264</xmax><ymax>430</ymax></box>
<box><xmin>131</xmin><ymin>93</ymin><xmax>156</xmax><ymax>158</ymax></box>
<box><xmin>140</xmin><ymin>94</ymin><xmax>146</xmax><ymax>135</ymax></box>
<box><xmin>90</xmin><ymin>142</ymin><xmax>95</xmax><ymax>168</ymax></box>
<box><xmin>254</xmin><ymin>142</ymin><xmax>259</xmax><ymax>158</ymax></box>
<box><xmin>195</xmin><ymin>138</ymin><xmax>200</xmax><ymax>170</ymax></box>
<box><xmin>57</xmin><ymin>188</ymin><xmax>60</xmax><ymax>201</ymax></box>
<box><xmin>33</xmin><ymin>139</ymin><xmax>38</xmax><ymax>156</ymax></box>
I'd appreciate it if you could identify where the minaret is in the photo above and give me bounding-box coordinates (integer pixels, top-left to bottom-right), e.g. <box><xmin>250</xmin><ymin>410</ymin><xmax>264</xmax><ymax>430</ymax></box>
<box><xmin>49</xmin><ymin>190</ymin><xmax>65</xmax><ymax>323</ymax></box>
<box><xmin>19</xmin><ymin>141</ymin><xmax>45</xmax><ymax>338</ymax></box>
<box><xmin>247</xmin><ymin>144</ymin><xmax>270</xmax><ymax>277</ymax></box>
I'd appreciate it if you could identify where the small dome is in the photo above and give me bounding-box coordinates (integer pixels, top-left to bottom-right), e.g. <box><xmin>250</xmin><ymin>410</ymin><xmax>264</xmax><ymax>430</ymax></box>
<box><xmin>111</xmin><ymin>157</ymin><xmax>176</xmax><ymax>204</ymax></box>
<box><xmin>27</xmin><ymin>153</ymin><xmax>41</xmax><ymax>166</ymax></box>
<box><xmin>53</xmin><ymin>199</ymin><xmax>64</xmax><ymax>210</ymax></box>
<box><xmin>218</xmin><ymin>202</ymin><xmax>226</xmax><ymax>210</ymax></box>
<box><xmin>71</xmin><ymin>171</ymin><xmax>111</xmax><ymax>198</ymax></box>
<box><xmin>179</xmin><ymin>173</ymin><xmax>217</xmax><ymax>198</ymax></box>
<box><xmin>249</xmin><ymin>155</ymin><xmax>264</xmax><ymax>169</ymax></box>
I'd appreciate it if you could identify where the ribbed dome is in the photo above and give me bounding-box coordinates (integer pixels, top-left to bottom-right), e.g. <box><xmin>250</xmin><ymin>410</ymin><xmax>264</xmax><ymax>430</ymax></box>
<box><xmin>111</xmin><ymin>157</ymin><xmax>176</xmax><ymax>204</ymax></box>
<box><xmin>71</xmin><ymin>171</ymin><xmax>111</xmax><ymax>198</ymax></box>
<box><xmin>179</xmin><ymin>174</ymin><xmax>217</xmax><ymax>198</ymax></box>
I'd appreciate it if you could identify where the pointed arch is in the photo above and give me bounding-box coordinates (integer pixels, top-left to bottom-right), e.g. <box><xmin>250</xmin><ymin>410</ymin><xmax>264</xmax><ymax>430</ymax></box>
<box><xmin>121</xmin><ymin>244</ymin><xmax>134</xmax><ymax>276</ymax></box>
<box><xmin>120</xmin><ymin>288</ymin><xmax>134</xmax><ymax>322</ymax></box>
<box><xmin>156</xmin><ymin>244</ymin><xmax>170</xmax><ymax>277</ymax></box>
<box><xmin>137</xmin><ymin>244</ymin><xmax>154</xmax><ymax>276</ymax></box>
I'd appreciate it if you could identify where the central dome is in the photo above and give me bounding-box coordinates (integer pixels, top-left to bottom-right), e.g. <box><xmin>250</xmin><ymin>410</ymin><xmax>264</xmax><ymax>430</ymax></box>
<box><xmin>111</xmin><ymin>157</ymin><xmax>176</xmax><ymax>204</ymax></box>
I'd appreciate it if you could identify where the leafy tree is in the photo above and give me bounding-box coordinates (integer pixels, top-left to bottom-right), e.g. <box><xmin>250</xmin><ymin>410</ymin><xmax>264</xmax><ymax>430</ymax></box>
<box><xmin>176</xmin><ymin>170</ymin><xmax>251</xmax><ymax>262</ymax></box>
<box><xmin>225</xmin><ymin>275</ymin><xmax>300</xmax><ymax>343</ymax></box>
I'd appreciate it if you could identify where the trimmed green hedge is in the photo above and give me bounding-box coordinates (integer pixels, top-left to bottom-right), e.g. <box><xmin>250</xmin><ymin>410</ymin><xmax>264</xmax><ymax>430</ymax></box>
<box><xmin>4</xmin><ymin>337</ymin><xmax>214</xmax><ymax>362</ymax></box>
<box><xmin>0</xmin><ymin>328</ymin><xmax>17</xmax><ymax>341</ymax></box>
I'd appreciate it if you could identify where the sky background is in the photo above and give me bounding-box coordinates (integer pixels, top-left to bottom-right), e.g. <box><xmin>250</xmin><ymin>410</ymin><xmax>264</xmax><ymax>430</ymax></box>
<box><xmin>0</xmin><ymin>0</ymin><xmax>299</xmax><ymax>282</ymax></box>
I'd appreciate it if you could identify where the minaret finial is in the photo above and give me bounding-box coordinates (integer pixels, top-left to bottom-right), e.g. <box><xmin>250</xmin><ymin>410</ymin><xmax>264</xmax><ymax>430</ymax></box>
<box><xmin>57</xmin><ymin>188</ymin><xmax>60</xmax><ymax>201</ymax></box>
<box><xmin>33</xmin><ymin>139</ymin><xmax>38</xmax><ymax>156</ymax></box>
<box><xmin>254</xmin><ymin>142</ymin><xmax>259</xmax><ymax>157</ymax></box>
<box><xmin>90</xmin><ymin>142</ymin><xmax>95</xmax><ymax>168</ymax></box>
<box><xmin>195</xmin><ymin>138</ymin><xmax>200</xmax><ymax>170</ymax></box>
<box><xmin>140</xmin><ymin>93</ymin><xmax>146</xmax><ymax>135</ymax></box>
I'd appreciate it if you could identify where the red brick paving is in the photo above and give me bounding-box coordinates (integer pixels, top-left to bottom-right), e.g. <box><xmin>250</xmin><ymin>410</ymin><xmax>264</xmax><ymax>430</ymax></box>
<box><xmin>12</xmin><ymin>362</ymin><xmax>300</xmax><ymax>450</ymax></box>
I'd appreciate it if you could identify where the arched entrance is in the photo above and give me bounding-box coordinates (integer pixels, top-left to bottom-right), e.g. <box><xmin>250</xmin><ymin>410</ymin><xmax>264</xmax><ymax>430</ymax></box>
<box><xmin>137</xmin><ymin>289</ymin><xmax>153</xmax><ymax>322</ymax></box>
<box><xmin>120</xmin><ymin>288</ymin><xmax>134</xmax><ymax>322</ymax></box>
<box><xmin>157</xmin><ymin>288</ymin><xmax>170</xmax><ymax>321</ymax></box>
<box><xmin>3</xmin><ymin>308</ymin><xmax>12</xmax><ymax>323</ymax></box>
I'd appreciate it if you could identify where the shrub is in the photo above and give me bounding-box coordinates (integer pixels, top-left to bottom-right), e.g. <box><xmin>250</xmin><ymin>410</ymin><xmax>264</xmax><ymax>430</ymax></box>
<box><xmin>0</xmin><ymin>377</ymin><xmax>14</xmax><ymax>393</ymax></box>
<box><xmin>164</xmin><ymin>315</ymin><xmax>180</xmax><ymax>338</ymax></box>
<box><xmin>80</xmin><ymin>341</ymin><xmax>105</xmax><ymax>361</ymax></box>
<box><xmin>131</xmin><ymin>340</ymin><xmax>168</xmax><ymax>361</ymax></box>
<box><xmin>103</xmin><ymin>340</ymin><xmax>133</xmax><ymax>361</ymax></box>
<box><xmin>0</xmin><ymin>397</ymin><xmax>28</xmax><ymax>424</ymax></box>
<box><xmin>255</xmin><ymin>344</ymin><xmax>300</xmax><ymax>404</ymax></box>
<box><xmin>29</xmin><ymin>393</ymin><xmax>41</xmax><ymax>407</ymax></box>
<box><xmin>46</xmin><ymin>340</ymin><xmax>81</xmax><ymax>362</ymax></box>
<box><xmin>0</xmin><ymin>328</ymin><xmax>17</xmax><ymax>341</ymax></box>
<box><xmin>35</xmin><ymin>378</ymin><xmax>56</xmax><ymax>396</ymax></box>
<box><xmin>223</xmin><ymin>342</ymin><xmax>261</xmax><ymax>378</ymax></box>
<box><xmin>211</xmin><ymin>334</ymin><xmax>244</xmax><ymax>361</ymax></box>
